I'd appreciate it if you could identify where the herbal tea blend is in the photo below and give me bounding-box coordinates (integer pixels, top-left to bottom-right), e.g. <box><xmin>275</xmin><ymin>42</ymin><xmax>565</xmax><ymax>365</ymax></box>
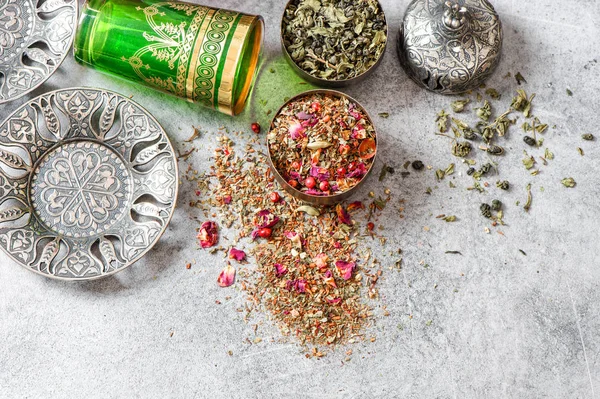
<box><xmin>268</xmin><ymin>92</ymin><xmax>377</xmax><ymax>197</ymax></box>
<box><xmin>187</xmin><ymin>134</ymin><xmax>384</xmax><ymax>354</ymax></box>
<box><xmin>282</xmin><ymin>0</ymin><xmax>387</xmax><ymax>81</ymax></box>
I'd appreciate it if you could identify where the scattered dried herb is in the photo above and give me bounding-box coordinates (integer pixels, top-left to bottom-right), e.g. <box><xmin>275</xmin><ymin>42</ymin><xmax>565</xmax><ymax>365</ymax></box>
<box><xmin>524</xmin><ymin>183</ymin><xmax>532</xmax><ymax>211</ymax></box>
<box><xmin>480</xmin><ymin>203</ymin><xmax>492</xmax><ymax>219</ymax></box>
<box><xmin>378</xmin><ymin>112</ymin><xmax>390</xmax><ymax>118</ymax></box>
<box><xmin>451</xmin><ymin>99</ymin><xmax>470</xmax><ymax>113</ymax></box>
<box><xmin>452</xmin><ymin>141</ymin><xmax>472</xmax><ymax>158</ymax></box>
<box><xmin>515</xmin><ymin>71</ymin><xmax>527</xmax><ymax>85</ymax></box>
<box><xmin>379</xmin><ymin>164</ymin><xmax>395</xmax><ymax>181</ymax></box>
<box><xmin>582</xmin><ymin>134</ymin><xmax>594</xmax><ymax>141</ymax></box>
<box><xmin>523</xmin><ymin>136</ymin><xmax>536</xmax><ymax>146</ymax></box>
<box><xmin>282</xmin><ymin>0</ymin><xmax>387</xmax><ymax>81</ymax></box>
<box><xmin>476</xmin><ymin>100</ymin><xmax>492</xmax><ymax>121</ymax></box>
<box><xmin>544</xmin><ymin>148</ymin><xmax>554</xmax><ymax>160</ymax></box>
<box><xmin>519</xmin><ymin>249</ymin><xmax>527</xmax><ymax>256</ymax></box>
<box><xmin>436</xmin><ymin>110</ymin><xmax>450</xmax><ymax>133</ymax></box>
<box><xmin>578</xmin><ymin>147</ymin><xmax>584</xmax><ymax>156</ymax></box>
<box><xmin>485</xmin><ymin>88</ymin><xmax>501</xmax><ymax>99</ymax></box>
<box><xmin>491</xmin><ymin>199</ymin><xmax>502</xmax><ymax>211</ymax></box>
<box><xmin>442</xmin><ymin>215</ymin><xmax>457</xmax><ymax>222</ymax></box>
<box><xmin>193</xmin><ymin>134</ymin><xmax>382</xmax><ymax>354</ymax></box>
<box><xmin>496</xmin><ymin>180</ymin><xmax>509</xmax><ymax>190</ymax></box>
<box><xmin>412</xmin><ymin>160</ymin><xmax>424</xmax><ymax>170</ymax></box>
<box><xmin>566</xmin><ymin>88</ymin><xmax>573</xmax><ymax>96</ymax></box>
<box><xmin>268</xmin><ymin>92</ymin><xmax>376</xmax><ymax>196</ymax></box>
<box><xmin>561</xmin><ymin>177</ymin><xmax>576</xmax><ymax>188</ymax></box>
<box><xmin>445</xmin><ymin>251</ymin><xmax>462</xmax><ymax>255</ymax></box>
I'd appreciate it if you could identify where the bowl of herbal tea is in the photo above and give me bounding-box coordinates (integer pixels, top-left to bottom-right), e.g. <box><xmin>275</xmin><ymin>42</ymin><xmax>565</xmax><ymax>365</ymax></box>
<box><xmin>281</xmin><ymin>0</ymin><xmax>388</xmax><ymax>87</ymax></box>
<box><xmin>267</xmin><ymin>90</ymin><xmax>377</xmax><ymax>205</ymax></box>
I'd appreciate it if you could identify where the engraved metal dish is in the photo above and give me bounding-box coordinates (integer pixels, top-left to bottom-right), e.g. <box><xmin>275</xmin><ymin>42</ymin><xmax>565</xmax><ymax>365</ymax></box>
<box><xmin>0</xmin><ymin>87</ymin><xmax>179</xmax><ymax>280</ymax></box>
<box><xmin>397</xmin><ymin>0</ymin><xmax>502</xmax><ymax>94</ymax></box>
<box><xmin>0</xmin><ymin>0</ymin><xmax>77</xmax><ymax>103</ymax></box>
<box><xmin>280</xmin><ymin>0</ymin><xmax>388</xmax><ymax>88</ymax></box>
<box><xmin>267</xmin><ymin>89</ymin><xmax>377</xmax><ymax>206</ymax></box>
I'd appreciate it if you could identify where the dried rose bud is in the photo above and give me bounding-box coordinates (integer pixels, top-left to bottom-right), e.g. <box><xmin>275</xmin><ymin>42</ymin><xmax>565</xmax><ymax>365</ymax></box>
<box><xmin>335</xmin><ymin>260</ymin><xmax>356</xmax><ymax>280</ymax></box>
<box><xmin>198</xmin><ymin>221</ymin><xmax>218</xmax><ymax>248</ymax></box>
<box><xmin>251</xmin><ymin>122</ymin><xmax>261</xmax><ymax>134</ymax></box>
<box><xmin>314</xmin><ymin>253</ymin><xmax>328</xmax><ymax>269</ymax></box>
<box><xmin>274</xmin><ymin>263</ymin><xmax>287</xmax><ymax>277</ymax></box>
<box><xmin>228</xmin><ymin>248</ymin><xmax>246</xmax><ymax>262</ymax></box>
<box><xmin>217</xmin><ymin>265</ymin><xmax>236</xmax><ymax>287</ymax></box>
<box><xmin>347</xmin><ymin>201</ymin><xmax>365</xmax><ymax>212</ymax></box>
<box><xmin>335</xmin><ymin>204</ymin><xmax>352</xmax><ymax>225</ymax></box>
<box><xmin>367</xmin><ymin>222</ymin><xmax>375</xmax><ymax>231</ymax></box>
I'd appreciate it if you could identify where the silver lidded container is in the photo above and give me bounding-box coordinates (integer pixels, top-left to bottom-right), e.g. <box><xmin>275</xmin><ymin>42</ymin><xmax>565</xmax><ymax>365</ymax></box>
<box><xmin>397</xmin><ymin>0</ymin><xmax>503</xmax><ymax>95</ymax></box>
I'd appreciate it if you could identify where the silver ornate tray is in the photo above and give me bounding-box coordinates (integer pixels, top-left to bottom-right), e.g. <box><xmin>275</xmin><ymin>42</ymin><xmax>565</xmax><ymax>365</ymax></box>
<box><xmin>0</xmin><ymin>0</ymin><xmax>77</xmax><ymax>103</ymax></box>
<box><xmin>0</xmin><ymin>87</ymin><xmax>179</xmax><ymax>280</ymax></box>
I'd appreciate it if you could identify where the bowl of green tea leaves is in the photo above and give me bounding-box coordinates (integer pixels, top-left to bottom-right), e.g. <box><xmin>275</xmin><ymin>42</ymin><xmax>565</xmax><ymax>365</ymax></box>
<box><xmin>281</xmin><ymin>0</ymin><xmax>388</xmax><ymax>87</ymax></box>
<box><xmin>267</xmin><ymin>90</ymin><xmax>377</xmax><ymax>205</ymax></box>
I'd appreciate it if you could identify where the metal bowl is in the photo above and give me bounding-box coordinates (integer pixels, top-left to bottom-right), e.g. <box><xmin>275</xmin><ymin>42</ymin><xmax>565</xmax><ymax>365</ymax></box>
<box><xmin>280</xmin><ymin>0</ymin><xmax>388</xmax><ymax>88</ymax></box>
<box><xmin>267</xmin><ymin>89</ymin><xmax>377</xmax><ymax>206</ymax></box>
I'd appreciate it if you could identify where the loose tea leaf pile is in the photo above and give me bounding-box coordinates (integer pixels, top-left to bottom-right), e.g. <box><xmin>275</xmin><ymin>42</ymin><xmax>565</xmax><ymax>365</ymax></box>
<box><xmin>191</xmin><ymin>134</ymin><xmax>382</xmax><ymax>354</ymax></box>
<box><xmin>282</xmin><ymin>0</ymin><xmax>387</xmax><ymax>81</ymax></box>
<box><xmin>432</xmin><ymin>75</ymin><xmax>583</xmax><ymax>224</ymax></box>
<box><xmin>268</xmin><ymin>92</ymin><xmax>376</xmax><ymax>196</ymax></box>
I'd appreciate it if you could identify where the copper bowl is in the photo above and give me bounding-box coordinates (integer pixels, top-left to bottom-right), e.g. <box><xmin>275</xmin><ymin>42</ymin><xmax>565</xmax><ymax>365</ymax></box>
<box><xmin>267</xmin><ymin>89</ymin><xmax>377</xmax><ymax>206</ymax></box>
<box><xmin>280</xmin><ymin>0</ymin><xmax>388</xmax><ymax>88</ymax></box>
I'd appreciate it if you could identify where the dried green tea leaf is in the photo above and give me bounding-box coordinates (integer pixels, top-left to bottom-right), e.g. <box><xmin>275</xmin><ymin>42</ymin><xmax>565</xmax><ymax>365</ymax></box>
<box><xmin>480</xmin><ymin>203</ymin><xmax>492</xmax><ymax>218</ymax></box>
<box><xmin>578</xmin><ymin>147</ymin><xmax>584</xmax><ymax>156</ymax></box>
<box><xmin>378</xmin><ymin>112</ymin><xmax>390</xmax><ymax>118</ymax></box>
<box><xmin>442</xmin><ymin>215</ymin><xmax>457</xmax><ymax>222</ymax></box>
<box><xmin>436</xmin><ymin>110</ymin><xmax>449</xmax><ymax>133</ymax></box>
<box><xmin>476</xmin><ymin>100</ymin><xmax>492</xmax><ymax>121</ymax></box>
<box><xmin>524</xmin><ymin>183</ymin><xmax>532</xmax><ymax>211</ymax></box>
<box><xmin>451</xmin><ymin>99</ymin><xmax>470</xmax><ymax>113</ymax></box>
<box><xmin>566</xmin><ymin>88</ymin><xmax>573</xmax><ymax>96</ymax></box>
<box><xmin>491</xmin><ymin>199</ymin><xmax>502</xmax><ymax>211</ymax></box>
<box><xmin>522</xmin><ymin>151</ymin><xmax>535</xmax><ymax>170</ymax></box>
<box><xmin>452</xmin><ymin>141</ymin><xmax>472</xmax><ymax>158</ymax></box>
<box><xmin>485</xmin><ymin>88</ymin><xmax>501</xmax><ymax>99</ymax></box>
<box><xmin>435</xmin><ymin>169</ymin><xmax>445</xmax><ymax>181</ymax></box>
<box><xmin>496</xmin><ymin>180</ymin><xmax>509</xmax><ymax>190</ymax></box>
<box><xmin>515</xmin><ymin>71</ymin><xmax>527</xmax><ymax>85</ymax></box>
<box><xmin>519</xmin><ymin>249</ymin><xmax>527</xmax><ymax>256</ymax></box>
<box><xmin>561</xmin><ymin>177</ymin><xmax>576</xmax><ymax>188</ymax></box>
<box><xmin>544</xmin><ymin>148</ymin><xmax>554</xmax><ymax>160</ymax></box>
<box><xmin>412</xmin><ymin>160</ymin><xmax>424</xmax><ymax>170</ymax></box>
<box><xmin>379</xmin><ymin>164</ymin><xmax>395</xmax><ymax>181</ymax></box>
<box><xmin>445</xmin><ymin>163</ymin><xmax>455</xmax><ymax>176</ymax></box>
<box><xmin>582</xmin><ymin>134</ymin><xmax>594</xmax><ymax>141</ymax></box>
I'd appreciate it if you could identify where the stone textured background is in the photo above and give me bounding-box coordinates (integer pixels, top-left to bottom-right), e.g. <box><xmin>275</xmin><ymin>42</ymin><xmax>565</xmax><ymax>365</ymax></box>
<box><xmin>1</xmin><ymin>0</ymin><xmax>599</xmax><ymax>397</ymax></box>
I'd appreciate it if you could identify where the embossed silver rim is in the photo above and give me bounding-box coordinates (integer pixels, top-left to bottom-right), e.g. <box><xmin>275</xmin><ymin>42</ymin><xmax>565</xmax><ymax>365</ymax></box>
<box><xmin>0</xmin><ymin>0</ymin><xmax>78</xmax><ymax>104</ymax></box>
<box><xmin>0</xmin><ymin>87</ymin><xmax>179</xmax><ymax>280</ymax></box>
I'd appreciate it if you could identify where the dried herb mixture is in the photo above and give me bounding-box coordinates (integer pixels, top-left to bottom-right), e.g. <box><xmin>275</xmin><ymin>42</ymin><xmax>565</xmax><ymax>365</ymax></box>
<box><xmin>282</xmin><ymin>0</ymin><xmax>387</xmax><ymax>81</ymax></box>
<box><xmin>191</xmin><ymin>134</ymin><xmax>383</xmax><ymax>354</ymax></box>
<box><xmin>268</xmin><ymin>92</ymin><xmax>376</xmax><ymax>196</ymax></box>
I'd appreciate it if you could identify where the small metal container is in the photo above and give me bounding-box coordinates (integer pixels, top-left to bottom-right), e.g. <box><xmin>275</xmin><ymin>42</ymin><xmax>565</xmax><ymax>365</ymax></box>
<box><xmin>397</xmin><ymin>0</ymin><xmax>503</xmax><ymax>94</ymax></box>
<box><xmin>267</xmin><ymin>89</ymin><xmax>377</xmax><ymax>206</ymax></box>
<box><xmin>280</xmin><ymin>0</ymin><xmax>388</xmax><ymax>88</ymax></box>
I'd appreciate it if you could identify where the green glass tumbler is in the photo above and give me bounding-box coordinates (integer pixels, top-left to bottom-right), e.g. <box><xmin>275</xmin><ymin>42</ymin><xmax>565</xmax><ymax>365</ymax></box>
<box><xmin>74</xmin><ymin>0</ymin><xmax>264</xmax><ymax>115</ymax></box>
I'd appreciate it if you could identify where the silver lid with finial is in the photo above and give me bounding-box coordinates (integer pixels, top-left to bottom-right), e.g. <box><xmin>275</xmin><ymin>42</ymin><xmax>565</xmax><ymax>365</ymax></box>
<box><xmin>397</xmin><ymin>0</ymin><xmax>503</xmax><ymax>94</ymax></box>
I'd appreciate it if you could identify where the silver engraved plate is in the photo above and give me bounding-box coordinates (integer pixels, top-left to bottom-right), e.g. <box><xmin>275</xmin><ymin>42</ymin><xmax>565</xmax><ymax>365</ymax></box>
<box><xmin>0</xmin><ymin>87</ymin><xmax>179</xmax><ymax>280</ymax></box>
<box><xmin>0</xmin><ymin>0</ymin><xmax>77</xmax><ymax>103</ymax></box>
<box><xmin>397</xmin><ymin>0</ymin><xmax>502</xmax><ymax>94</ymax></box>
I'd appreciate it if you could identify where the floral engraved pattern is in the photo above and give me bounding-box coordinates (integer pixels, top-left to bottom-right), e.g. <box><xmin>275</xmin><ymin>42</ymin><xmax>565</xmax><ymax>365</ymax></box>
<box><xmin>0</xmin><ymin>0</ymin><xmax>25</xmax><ymax>59</ymax></box>
<box><xmin>398</xmin><ymin>0</ymin><xmax>502</xmax><ymax>94</ymax></box>
<box><xmin>0</xmin><ymin>88</ymin><xmax>178</xmax><ymax>280</ymax></box>
<box><xmin>31</xmin><ymin>143</ymin><xmax>131</xmax><ymax>237</ymax></box>
<box><xmin>0</xmin><ymin>0</ymin><xmax>77</xmax><ymax>103</ymax></box>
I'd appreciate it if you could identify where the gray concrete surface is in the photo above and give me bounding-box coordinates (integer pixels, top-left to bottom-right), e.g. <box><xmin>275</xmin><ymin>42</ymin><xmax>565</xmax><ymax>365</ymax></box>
<box><xmin>1</xmin><ymin>0</ymin><xmax>599</xmax><ymax>397</ymax></box>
